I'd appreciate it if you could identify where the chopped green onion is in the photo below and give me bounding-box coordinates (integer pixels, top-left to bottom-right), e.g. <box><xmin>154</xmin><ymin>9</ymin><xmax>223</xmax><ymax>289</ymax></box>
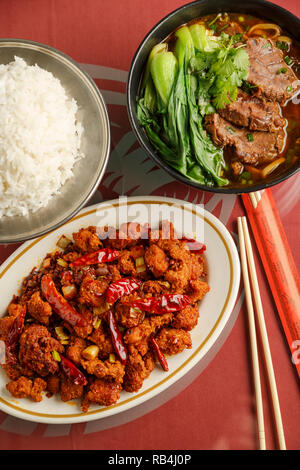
<box><xmin>226</xmin><ymin>126</ymin><xmax>236</xmax><ymax>134</ymax></box>
<box><xmin>109</xmin><ymin>353</ymin><xmax>116</xmax><ymax>363</ymax></box>
<box><xmin>276</xmin><ymin>41</ymin><xmax>289</xmax><ymax>51</ymax></box>
<box><xmin>82</xmin><ymin>345</ymin><xmax>99</xmax><ymax>360</ymax></box>
<box><xmin>210</xmin><ymin>23</ymin><xmax>218</xmax><ymax>33</ymax></box>
<box><xmin>219</xmin><ymin>24</ymin><xmax>230</xmax><ymax>32</ymax></box>
<box><xmin>57</xmin><ymin>258</ymin><xmax>68</xmax><ymax>268</ymax></box>
<box><xmin>55</xmin><ymin>326</ymin><xmax>69</xmax><ymax>341</ymax></box>
<box><xmin>93</xmin><ymin>317</ymin><xmax>102</xmax><ymax>329</ymax></box>
<box><xmin>276</xmin><ymin>67</ymin><xmax>287</xmax><ymax>75</ymax></box>
<box><xmin>284</xmin><ymin>55</ymin><xmax>293</xmax><ymax>66</ymax></box>
<box><xmin>240</xmin><ymin>171</ymin><xmax>251</xmax><ymax>180</ymax></box>
<box><xmin>232</xmin><ymin>33</ymin><xmax>243</xmax><ymax>44</ymax></box>
<box><xmin>52</xmin><ymin>351</ymin><xmax>61</xmax><ymax>362</ymax></box>
<box><xmin>135</xmin><ymin>256</ymin><xmax>145</xmax><ymax>267</ymax></box>
<box><xmin>238</xmin><ymin>16</ymin><xmax>244</xmax><ymax>22</ymax></box>
<box><xmin>247</xmin><ymin>133</ymin><xmax>254</xmax><ymax>142</ymax></box>
<box><xmin>57</xmin><ymin>235</ymin><xmax>72</xmax><ymax>250</ymax></box>
<box><xmin>208</xmin><ymin>14</ymin><xmax>220</xmax><ymax>26</ymax></box>
<box><xmin>286</xmin><ymin>85</ymin><xmax>293</xmax><ymax>92</ymax></box>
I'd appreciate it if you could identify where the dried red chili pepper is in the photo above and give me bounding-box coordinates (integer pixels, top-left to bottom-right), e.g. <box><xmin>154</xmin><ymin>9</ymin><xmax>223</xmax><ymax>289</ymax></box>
<box><xmin>41</xmin><ymin>274</ymin><xmax>87</xmax><ymax>328</ymax></box>
<box><xmin>105</xmin><ymin>277</ymin><xmax>142</xmax><ymax>304</ymax></box>
<box><xmin>180</xmin><ymin>237</ymin><xmax>206</xmax><ymax>254</ymax></box>
<box><xmin>60</xmin><ymin>355</ymin><xmax>87</xmax><ymax>386</ymax></box>
<box><xmin>5</xmin><ymin>305</ymin><xmax>26</xmax><ymax>364</ymax></box>
<box><xmin>6</xmin><ymin>305</ymin><xmax>26</xmax><ymax>347</ymax></box>
<box><xmin>69</xmin><ymin>248</ymin><xmax>120</xmax><ymax>267</ymax></box>
<box><xmin>108</xmin><ymin>310</ymin><xmax>127</xmax><ymax>365</ymax></box>
<box><xmin>149</xmin><ymin>336</ymin><xmax>169</xmax><ymax>372</ymax></box>
<box><xmin>129</xmin><ymin>294</ymin><xmax>191</xmax><ymax>314</ymax></box>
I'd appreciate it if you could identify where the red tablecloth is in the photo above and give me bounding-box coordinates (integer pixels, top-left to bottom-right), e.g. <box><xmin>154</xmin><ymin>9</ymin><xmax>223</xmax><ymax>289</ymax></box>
<box><xmin>0</xmin><ymin>0</ymin><xmax>299</xmax><ymax>451</ymax></box>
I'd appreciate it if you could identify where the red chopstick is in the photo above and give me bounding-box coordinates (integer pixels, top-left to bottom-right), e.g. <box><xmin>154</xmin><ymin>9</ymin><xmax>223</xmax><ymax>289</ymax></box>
<box><xmin>242</xmin><ymin>189</ymin><xmax>300</xmax><ymax>379</ymax></box>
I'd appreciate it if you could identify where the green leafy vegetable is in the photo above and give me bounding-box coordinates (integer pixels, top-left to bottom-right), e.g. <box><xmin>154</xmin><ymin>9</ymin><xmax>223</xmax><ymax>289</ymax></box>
<box><xmin>136</xmin><ymin>22</ymin><xmax>250</xmax><ymax>187</ymax></box>
<box><xmin>150</xmin><ymin>51</ymin><xmax>178</xmax><ymax>108</ymax></box>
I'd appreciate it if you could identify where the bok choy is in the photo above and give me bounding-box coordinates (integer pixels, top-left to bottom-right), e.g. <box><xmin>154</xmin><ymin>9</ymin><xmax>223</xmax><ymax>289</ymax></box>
<box><xmin>137</xmin><ymin>22</ymin><xmax>250</xmax><ymax>186</ymax></box>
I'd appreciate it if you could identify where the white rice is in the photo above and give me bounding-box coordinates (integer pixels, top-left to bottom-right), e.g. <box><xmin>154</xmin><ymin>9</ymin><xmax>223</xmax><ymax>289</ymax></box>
<box><xmin>0</xmin><ymin>56</ymin><xmax>84</xmax><ymax>218</ymax></box>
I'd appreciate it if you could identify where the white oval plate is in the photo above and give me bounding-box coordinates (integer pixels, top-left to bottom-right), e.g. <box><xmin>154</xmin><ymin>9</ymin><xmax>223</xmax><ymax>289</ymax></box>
<box><xmin>0</xmin><ymin>196</ymin><xmax>240</xmax><ymax>424</ymax></box>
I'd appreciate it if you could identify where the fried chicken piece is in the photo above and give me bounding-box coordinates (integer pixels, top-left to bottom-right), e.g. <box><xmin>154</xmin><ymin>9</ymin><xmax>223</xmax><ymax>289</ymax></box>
<box><xmin>171</xmin><ymin>304</ymin><xmax>199</xmax><ymax>331</ymax></box>
<box><xmin>27</xmin><ymin>291</ymin><xmax>52</xmax><ymax>325</ymax></box>
<box><xmin>85</xmin><ymin>378</ymin><xmax>122</xmax><ymax>406</ymax></box>
<box><xmin>66</xmin><ymin>336</ymin><xmax>87</xmax><ymax>365</ymax></box>
<box><xmin>144</xmin><ymin>244</ymin><xmax>169</xmax><ymax>278</ymax></box>
<box><xmin>117</xmin><ymin>250</ymin><xmax>137</xmax><ymax>276</ymax></box>
<box><xmin>142</xmin><ymin>280</ymin><xmax>171</xmax><ymax>295</ymax></box>
<box><xmin>190</xmin><ymin>254</ymin><xmax>205</xmax><ymax>280</ymax></box>
<box><xmin>123</xmin><ymin>313</ymin><xmax>173</xmax><ymax>345</ymax></box>
<box><xmin>88</xmin><ymin>324</ymin><xmax>114</xmax><ymax>358</ymax></box>
<box><xmin>107</xmin><ymin>265</ymin><xmax>122</xmax><ymax>282</ymax></box>
<box><xmin>78</xmin><ymin>275</ymin><xmax>108</xmax><ymax>308</ymax></box>
<box><xmin>8</xmin><ymin>302</ymin><xmax>26</xmax><ymax>318</ymax></box>
<box><xmin>60</xmin><ymin>376</ymin><xmax>84</xmax><ymax>402</ymax></box>
<box><xmin>46</xmin><ymin>375</ymin><xmax>60</xmax><ymax>396</ymax></box>
<box><xmin>98</xmin><ymin>222</ymin><xmax>142</xmax><ymax>250</ymax></box>
<box><xmin>6</xmin><ymin>376</ymin><xmax>46</xmax><ymax>402</ymax></box>
<box><xmin>72</xmin><ymin>305</ymin><xmax>93</xmax><ymax>339</ymax></box>
<box><xmin>18</xmin><ymin>324</ymin><xmax>64</xmax><ymax>376</ymax></box>
<box><xmin>187</xmin><ymin>280</ymin><xmax>210</xmax><ymax>303</ymax></box>
<box><xmin>0</xmin><ymin>316</ymin><xmax>15</xmax><ymax>341</ymax></box>
<box><xmin>1</xmin><ymin>363</ymin><xmax>21</xmax><ymax>380</ymax></box>
<box><xmin>81</xmin><ymin>357</ymin><xmax>125</xmax><ymax>384</ymax></box>
<box><xmin>123</xmin><ymin>347</ymin><xmax>155</xmax><ymax>393</ymax></box>
<box><xmin>72</xmin><ymin>227</ymin><xmax>102</xmax><ymax>253</ymax></box>
<box><xmin>114</xmin><ymin>295</ymin><xmax>145</xmax><ymax>329</ymax></box>
<box><xmin>153</xmin><ymin>239</ymin><xmax>192</xmax><ymax>291</ymax></box>
<box><xmin>155</xmin><ymin>328</ymin><xmax>192</xmax><ymax>355</ymax></box>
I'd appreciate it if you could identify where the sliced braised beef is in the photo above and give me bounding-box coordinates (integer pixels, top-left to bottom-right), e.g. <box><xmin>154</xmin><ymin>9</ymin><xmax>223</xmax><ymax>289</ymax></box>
<box><xmin>218</xmin><ymin>90</ymin><xmax>286</xmax><ymax>132</ymax></box>
<box><xmin>246</xmin><ymin>37</ymin><xmax>300</xmax><ymax>104</ymax></box>
<box><xmin>205</xmin><ymin>113</ymin><xmax>286</xmax><ymax>166</ymax></box>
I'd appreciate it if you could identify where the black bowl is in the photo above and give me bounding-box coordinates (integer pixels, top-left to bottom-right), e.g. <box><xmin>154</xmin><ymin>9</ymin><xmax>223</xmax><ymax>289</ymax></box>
<box><xmin>127</xmin><ymin>0</ymin><xmax>300</xmax><ymax>194</ymax></box>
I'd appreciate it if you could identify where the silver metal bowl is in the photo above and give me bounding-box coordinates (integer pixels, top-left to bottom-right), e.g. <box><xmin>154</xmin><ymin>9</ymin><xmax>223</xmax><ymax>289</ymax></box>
<box><xmin>0</xmin><ymin>39</ymin><xmax>110</xmax><ymax>244</ymax></box>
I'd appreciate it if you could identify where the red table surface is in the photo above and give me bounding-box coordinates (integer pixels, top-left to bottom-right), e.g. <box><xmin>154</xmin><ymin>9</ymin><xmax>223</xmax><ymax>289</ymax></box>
<box><xmin>0</xmin><ymin>0</ymin><xmax>299</xmax><ymax>451</ymax></box>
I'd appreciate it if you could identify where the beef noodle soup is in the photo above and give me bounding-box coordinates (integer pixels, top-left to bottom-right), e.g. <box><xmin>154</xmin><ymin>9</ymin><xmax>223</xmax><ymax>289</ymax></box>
<box><xmin>137</xmin><ymin>12</ymin><xmax>300</xmax><ymax>188</ymax></box>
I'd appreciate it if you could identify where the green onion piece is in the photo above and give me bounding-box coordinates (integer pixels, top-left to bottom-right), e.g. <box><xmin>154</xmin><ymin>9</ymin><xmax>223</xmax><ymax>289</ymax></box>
<box><xmin>286</xmin><ymin>85</ymin><xmax>293</xmax><ymax>92</ymax></box>
<box><xmin>52</xmin><ymin>351</ymin><xmax>61</xmax><ymax>362</ymax></box>
<box><xmin>219</xmin><ymin>24</ymin><xmax>230</xmax><ymax>32</ymax></box>
<box><xmin>135</xmin><ymin>256</ymin><xmax>145</xmax><ymax>267</ymax></box>
<box><xmin>240</xmin><ymin>171</ymin><xmax>251</xmax><ymax>180</ymax></box>
<box><xmin>210</xmin><ymin>23</ymin><xmax>218</xmax><ymax>33</ymax></box>
<box><xmin>238</xmin><ymin>16</ymin><xmax>245</xmax><ymax>22</ymax></box>
<box><xmin>232</xmin><ymin>33</ymin><xmax>243</xmax><ymax>44</ymax></box>
<box><xmin>226</xmin><ymin>126</ymin><xmax>236</xmax><ymax>134</ymax></box>
<box><xmin>247</xmin><ymin>133</ymin><xmax>254</xmax><ymax>142</ymax></box>
<box><xmin>276</xmin><ymin>41</ymin><xmax>289</xmax><ymax>51</ymax></box>
<box><xmin>276</xmin><ymin>67</ymin><xmax>287</xmax><ymax>75</ymax></box>
<box><xmin>109</xmin><ymin>353</ymin><xmax>116</xmax><ymax>363</ymax></box>
<box><xmin>284</xmin><ymin>56</ymin><xmax>293</xmax><ymax>65</ymax></box>
<box><xmin>208</xmin><ymin>14</ymin><xmax>220</xmax><ymax>26</ymax></box>
<box><xmin>93</xmin><ymin>317</ymin><xmax>102</xmax><ymax>329</ymax></box>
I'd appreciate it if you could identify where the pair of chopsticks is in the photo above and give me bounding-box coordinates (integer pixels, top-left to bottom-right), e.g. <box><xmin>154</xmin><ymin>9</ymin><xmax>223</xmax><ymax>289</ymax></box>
<box><xmin>237</xmin><ymin>214</ymin><xmax>286</xmax><ymax>450</ymax></box>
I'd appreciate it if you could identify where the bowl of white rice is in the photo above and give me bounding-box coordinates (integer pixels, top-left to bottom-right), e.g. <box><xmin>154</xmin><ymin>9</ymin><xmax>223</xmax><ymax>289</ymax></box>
<box><xmin>0</xmin><ymin>39</ymin><xmax>110</xmax><ymax>243</ymax></box>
